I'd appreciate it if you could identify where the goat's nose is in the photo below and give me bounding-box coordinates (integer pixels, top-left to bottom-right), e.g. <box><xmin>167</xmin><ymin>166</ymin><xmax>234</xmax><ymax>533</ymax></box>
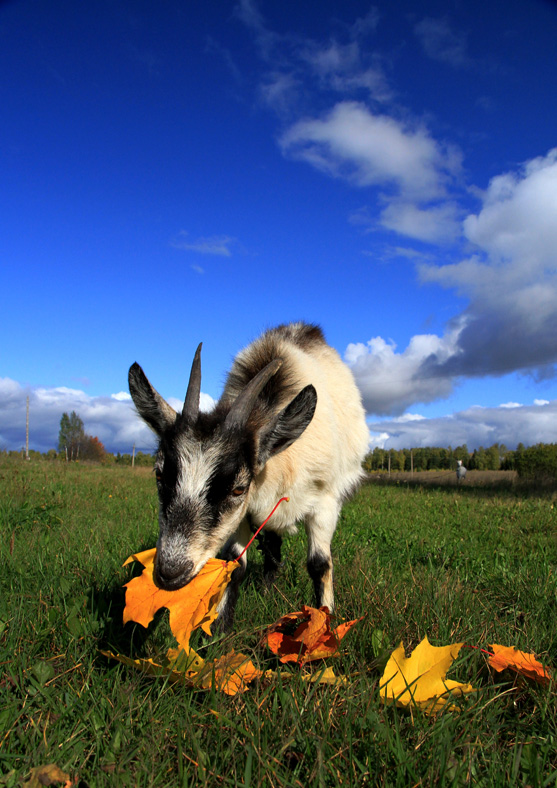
<box><xmin>154</xmin><ymin>558</ymin><xmax>195</xmax><ymax>591</ymax></box>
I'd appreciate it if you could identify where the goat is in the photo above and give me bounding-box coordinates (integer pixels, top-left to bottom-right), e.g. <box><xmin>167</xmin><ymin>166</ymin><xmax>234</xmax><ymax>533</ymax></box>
<box><xmin>128</xmin><ymin>322</ymin><xmax>369</xmax><ymax>629</ymax></box>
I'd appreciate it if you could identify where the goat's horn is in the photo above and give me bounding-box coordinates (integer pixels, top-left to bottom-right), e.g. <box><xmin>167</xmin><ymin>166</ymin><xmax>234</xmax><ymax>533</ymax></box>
<box><xmin>182</xmin><ymin>343</ymin><xmax>202</xmax><ymax>422</ymax></box>
<box><xmin>225</xmin><ymin>358</ymin><xmax>283</xmax><ymax>430</ymax></box>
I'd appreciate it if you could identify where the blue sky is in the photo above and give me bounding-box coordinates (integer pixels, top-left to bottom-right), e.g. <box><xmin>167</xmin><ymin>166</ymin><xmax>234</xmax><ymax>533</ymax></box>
<box><xmin>2</xmin><ymin>0</ymin><xmax>557</xmax><ymax>454</ymax></box>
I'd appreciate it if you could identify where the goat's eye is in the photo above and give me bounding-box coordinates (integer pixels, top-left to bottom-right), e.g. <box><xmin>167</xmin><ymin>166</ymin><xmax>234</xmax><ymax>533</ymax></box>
<box><xmin>231</xmin><ymin>486</ymin><xmax>246</xmax><ymax>497</ymax></box>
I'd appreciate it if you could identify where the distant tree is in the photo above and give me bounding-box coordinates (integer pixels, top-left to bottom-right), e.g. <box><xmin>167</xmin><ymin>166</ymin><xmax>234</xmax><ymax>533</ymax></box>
<box><xmin>501</xmin><ymin>450</ymin><xmax>515</xmax><ymax>470</ymax></box>
<box><xmin>134</xmin><ymin>451</ymin><xmax>156</xmax><ymax>467</ymax></box>
<box><xmin>486</xmin><ymin>445</ymin><xmax>501</xmax><ymax>471</ymax></box>
<box><xmin>470</xmin><ymin>446</ymin><xmax>488</xmax><ymax>470</ymax></box>
<box><xmin>453</xmin><ymin>445</ymin><xmax>469</xmax><ymax>465</ymax></box>
<box><xmin>81</xmin><ymin>435</ymin><xmax>106</xmax><ymax>463</ymax></box>
<box><xmin>58</xmin><ymin>411</ymin><xmax>86</xmax><ymax>461</ymax></box>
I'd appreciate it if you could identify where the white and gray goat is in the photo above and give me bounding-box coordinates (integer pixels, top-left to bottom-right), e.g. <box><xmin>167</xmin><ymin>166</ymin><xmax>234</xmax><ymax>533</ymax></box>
<box><xmin>128</xmin><ymin>322</ymin><xmax>369</xmax><ymax>628</ymax></box>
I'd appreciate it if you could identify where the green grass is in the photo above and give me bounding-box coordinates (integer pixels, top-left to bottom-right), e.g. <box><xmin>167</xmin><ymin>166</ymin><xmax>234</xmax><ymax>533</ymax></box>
<box><xmin>0</xmin><ymin>457</ymin><xmax>556</xmax><ymax>787</ymax></box>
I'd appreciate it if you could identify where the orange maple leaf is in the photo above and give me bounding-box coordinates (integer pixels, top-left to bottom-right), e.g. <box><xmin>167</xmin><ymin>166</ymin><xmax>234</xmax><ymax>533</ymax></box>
<box><xmin>263</xmin><ymin>605</ymin><xmax>360</xmax><ymax>664</ymax></box>
<box><xmin>488</xmin><ymin>644</ymin><xmax>552</xmax><ymax>686</ymax></box>
<box><xmin>195</xmin><ymin>650</ymin><xmax>263</xmax><ymax>695</ymax></box>
<box><xmin>122</xmin><ymin>548</ymin><xmax>238</xmax><ymax>651</ymax></box>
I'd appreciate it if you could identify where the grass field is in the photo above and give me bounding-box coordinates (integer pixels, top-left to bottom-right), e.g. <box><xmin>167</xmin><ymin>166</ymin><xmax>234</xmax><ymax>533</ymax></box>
<box><xmin>1</xmin><ymin>456</ymin><xmax>556</xmax><ymax>787</ymax></box>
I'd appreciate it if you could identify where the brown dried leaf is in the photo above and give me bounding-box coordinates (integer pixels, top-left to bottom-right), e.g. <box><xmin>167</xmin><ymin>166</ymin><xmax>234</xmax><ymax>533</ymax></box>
<box><xmin>22</xmin><ymin>764</ymin><xmax>72</xmax><ymax>788</ymax></box>
<box><xmin>263</xmin><ymin>605</ymin><xmax>360</xmax><ymax>664</ymax></box>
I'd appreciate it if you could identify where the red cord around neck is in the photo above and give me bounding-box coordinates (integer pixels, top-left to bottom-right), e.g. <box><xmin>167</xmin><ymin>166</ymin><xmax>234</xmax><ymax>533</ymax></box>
<box><xmin>235</xmin><ymin>496</ymin><xmax>289</xmax><ymax>562</ymax></box>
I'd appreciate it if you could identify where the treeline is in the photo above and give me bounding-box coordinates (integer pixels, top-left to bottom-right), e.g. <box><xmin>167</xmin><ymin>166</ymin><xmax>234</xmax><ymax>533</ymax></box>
<box><xmin>2</xmin><ymin>410</ymin><xmax>156</xmax><ymax>466</ymax></box>
<box><xmin>2</xmin><ymin>447</ymin><xmax>155</xmax><ymax>467</ymax></box>
<box><xmin>5</xmin><ymin>443</ymin><xmax>557</xmax><ymax>480</ymax></box>
<box><xmin>364</xmin><ymin>442</ymin><xmax>557</xmax><ymax>480</ymax></box>
<box><xmin>7</xmin><ymin>403</ymin><xmax>557</xmax><ymax>483</ymax></box>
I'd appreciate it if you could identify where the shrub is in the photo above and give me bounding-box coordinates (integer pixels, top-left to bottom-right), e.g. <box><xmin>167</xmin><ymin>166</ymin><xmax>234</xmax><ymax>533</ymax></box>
<box><xmin>515</xmin><ymin>442</ymin><xmax>557</xmax><ymax>480</ymax></box>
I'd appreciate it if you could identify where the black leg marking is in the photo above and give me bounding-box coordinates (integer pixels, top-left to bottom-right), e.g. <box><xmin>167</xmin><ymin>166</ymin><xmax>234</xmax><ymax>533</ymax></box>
<box><xmin>260</xmin><ymin>530</ymin><xmax>283</xmax><ymax>587</ymax></box>
<box><xmin>307</xmin><ymin>553</ymin><xmax>331</xmax><ymax>609</ymax></box>
<box><xmin>217</xmin><ymin>545</ymin><xmax>247</xmax><ymax>632</ymax></box>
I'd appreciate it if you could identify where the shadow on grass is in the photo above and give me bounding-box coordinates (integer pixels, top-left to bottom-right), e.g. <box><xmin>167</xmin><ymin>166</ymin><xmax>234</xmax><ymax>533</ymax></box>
<box><xmin>88</xmin><ymin>541</ymin><xmax>162</xmax><ymax>663</ymax></box>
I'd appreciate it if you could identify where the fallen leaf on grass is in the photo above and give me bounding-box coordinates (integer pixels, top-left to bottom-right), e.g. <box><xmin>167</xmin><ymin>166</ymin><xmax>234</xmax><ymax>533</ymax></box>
<box><xmin>123</xmin><ymin>548</ymin><xmax>238</xmax><ymax>652</ymax></box>
<box><xmin>101</xmin><ymin>650</ymin><xmax>196</xmax><ymax>684</ymax></box>
<box><xmin>101</xmin><ymin>648</ymin><xmax>261</xmax><ymax>696</ymax></box>
<box><xmin>380</xmin><ymin>636</ymin><xmax>475</xmax><ymax>714</ymax></box>
<box><xmin>488</xmin><ymin>644</ymin><xmax>552</xmax><ymax>686</ymax></box>
<box><xmin>23</xmin><ymin>764</ymin><xmax>72</xmax><ymax>787</ymax></box>
<box><xmin>263</xmin><ymin>605</ymin><xmax>360</xmax><ymax>664</ymax></box>
<box><xmin>261</xmin><ymin>665</ymin><xmax>348</xmax><ymax>686</ymax></box>
<box><xmin>194</xmin><ymin>650</ymin><xmax>262</xmax><ymax>695</ymax></box>
<box><xmin>302</xmin><ymin>666</ymin><xmax>348</xmax><ymax>686</ymax></box>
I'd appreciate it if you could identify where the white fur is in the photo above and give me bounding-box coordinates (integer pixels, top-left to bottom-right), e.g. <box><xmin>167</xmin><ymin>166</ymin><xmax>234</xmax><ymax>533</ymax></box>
<box><xmin>225</xmin><ymin>326</ymin><xmax>369</xmax><ymax>610</ymax></box>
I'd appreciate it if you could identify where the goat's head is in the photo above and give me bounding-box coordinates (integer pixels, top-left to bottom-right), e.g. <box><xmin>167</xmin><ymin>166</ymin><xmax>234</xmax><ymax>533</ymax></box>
<box><xmin>128</xmin><ymin>345</ymin><xmax>317</xmax><ymax>590</ymax></box>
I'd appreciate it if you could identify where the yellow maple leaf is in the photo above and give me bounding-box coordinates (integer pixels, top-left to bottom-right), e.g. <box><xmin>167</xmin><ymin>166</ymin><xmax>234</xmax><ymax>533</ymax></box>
<box><xmin>122</xmin><ymin>549</ymin><xmax>238</xmax><ymax>652</ymax></box>
<box><xmin>380</xmin><ymin>636</ymin><xmax>475</xmax><ymax>714</ymax></box>
<box><xmin>488</xmin><ymin>644</ymin><xmax>552</xmax><ymax>686</ymax></box>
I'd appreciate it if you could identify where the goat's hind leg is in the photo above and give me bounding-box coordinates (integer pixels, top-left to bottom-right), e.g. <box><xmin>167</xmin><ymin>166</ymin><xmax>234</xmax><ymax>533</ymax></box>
<box><xmin>304</xmin><ymin>496</ymin><xmax>341</xmax><ymax>612</ymax></box>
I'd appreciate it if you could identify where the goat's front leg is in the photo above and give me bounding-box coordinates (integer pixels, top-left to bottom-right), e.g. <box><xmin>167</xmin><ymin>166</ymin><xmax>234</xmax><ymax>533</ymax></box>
<box><xmin>259</xmin><ymin>529</ymin><xmax>283</xmax><ymax>588</ymax></box>
<box><xmin>216</xmin><ymin>518</ymin><xmax>251</xmax><ymax>631</ymax></box>
<box><xmin>304</xmin><ymin>497</ymin><xmax>341</xmax><ymax>611</ymax></box>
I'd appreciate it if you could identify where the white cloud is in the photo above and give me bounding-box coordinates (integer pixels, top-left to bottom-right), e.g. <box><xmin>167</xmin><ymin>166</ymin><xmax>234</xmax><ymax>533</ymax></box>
<box><xmin>463</xmin><ymin>149</ymin><xmax>557</xmax><ymax>269</ymax></box>
<box><xmin>499</xmin><ymin>402</ymin><xmax>522</xmax><ymax>409</ymax></box>
<box><xmin>367</xmin><ymin>399</ymin><xmax>557</xmax><ymax>451</ymax></box>
<box><xmin>419</xmin><ymin>149</ymin><xmax>557</xmax><ymax>379</ymax></box>
<box><xmin>259</xmin><ymin>72</ymin><xmax>300</xmax><ymax>113</ymax></box>
<box><xmin>379</xmin><ymin>200</ymin><xmax>461</xmax><ymax>244</ymax></box>
<box><xmin>0</xmin><ymin>378</ymin><xmax>216</xmax><ymax>455</ymax></box>
<box><xmin>168</xmin><ymin>394</ymin><xmax>216</xmax><ymax>414</ymax></box>
<box><xmin>345</xmin><ymin>149</ymin><xmax>557</xmax><ymax>417</ymax></box>
<box><xmin>534</xmin><ymin>399</ymin><xmax>549</xmax><ymax>406</ymax></box>
<box><xmin>345</xmin><ymin>325</ymin><xmax>463</xmax><ymax>416</ymax></box>
<box><xmin>170</xmin><ymin>231</ymin><xmax>236</xmax><ymax>257</ymax></box>
<box><xmin>240</xmin><ymin>5</ymin><xmax>464</xmax><ymax>245</ymax></box>
<box><xmin>300</xmin><ymin>40</ymin><xmax>392</xmax><ymax>102</ymax></box>
<box><xmin>239</xmin><ymin>5</ymin><xmax>557</xmax><ymax>412</ymax></box>
<box><xmin>368</xmin><ymin>431</ymin><xmax>390</xmax><ymax>449</ymax></box>
<box><xmin>280</xmin><ymin>101</ymin><xmax>459</xmax><ymax>201</ymax></box>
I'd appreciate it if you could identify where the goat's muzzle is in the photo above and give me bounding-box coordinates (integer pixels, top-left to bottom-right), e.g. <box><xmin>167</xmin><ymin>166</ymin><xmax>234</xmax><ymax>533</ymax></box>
<box><xmin>153</xmin><ymin>555</ymin><xmax>196</xmax><ymax>591</ymax></box>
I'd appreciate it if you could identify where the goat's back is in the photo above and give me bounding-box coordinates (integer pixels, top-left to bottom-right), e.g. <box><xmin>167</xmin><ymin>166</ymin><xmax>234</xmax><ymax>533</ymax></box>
<box><xmin>223</xmin><ymin>323</ymin><xmax>369</xmax><ymax>522</ymax></box>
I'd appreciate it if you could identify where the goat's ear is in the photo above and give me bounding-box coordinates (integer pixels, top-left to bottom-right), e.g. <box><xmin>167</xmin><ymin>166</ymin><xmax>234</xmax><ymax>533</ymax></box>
<box><xmin>128</xmin><ymin>363</ymin><xmax>178</xmax><ymax>436</ymax></box>
<box><xmin>256</xmin><ymin>385</ymin><xmax>317</xmax><ymax>468</ymax></box>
